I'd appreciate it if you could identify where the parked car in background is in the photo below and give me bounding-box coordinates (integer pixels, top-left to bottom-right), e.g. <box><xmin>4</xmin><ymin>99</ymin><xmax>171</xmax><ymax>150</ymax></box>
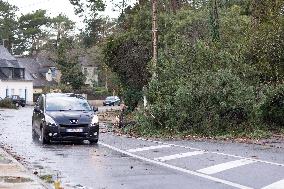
<box><xmin>5</xmin><ymin>95</ymin><xmax>26</xmax><ymax>107</ymax></box>
<box><xmin>32</xmin><ymin>93</ymin><xmax>99</xmax><ymax>144</ymax></box>
<box><xmin>103</xmin><ymin>96</ymin><xmax>121</xmax><ymax>106</ymax></box>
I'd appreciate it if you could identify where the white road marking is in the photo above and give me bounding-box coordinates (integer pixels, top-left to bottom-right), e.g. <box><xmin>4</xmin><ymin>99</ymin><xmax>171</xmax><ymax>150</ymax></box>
<box><xmin>99</xmin><ymin>142</ymin><xmax>253</xmax><ymax>189</ymax></box>
<box><xmin>197</xmin><ymin>159</ymin><xmax>256</xmax><ymax>175</ymax></box>
<box><xmin>154</xmin><ymin>151</ymin><xmax>206</xmax><ymax>162</ymax></box>
<box><xmin>137</xmin><ymin>138</ymin><xmax>284</xmax><ymax>167</ymax></box>
<box><xmin>261</xmin><ymin>179</ymin><xmax>284</xmax><ymax>189</ymax></box>
<box><xmin>127</xmin><ymin>144</ymin><xmax>171</xmax><ymax>153</ymax></box>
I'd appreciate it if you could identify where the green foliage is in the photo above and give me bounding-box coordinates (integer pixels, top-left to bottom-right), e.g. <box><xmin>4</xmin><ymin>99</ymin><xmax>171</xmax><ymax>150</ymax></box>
<box><xmin>0</xmin><ymin>0</ymin><xmax>18</xmax><ymax>51</ymax></box>
<box><xmin>0</xmin><ymin>99</ymin><xmax>16</xmax><ymax>109</ymax></box>
<box><xmin>57</xmin><ymin>39</ymin><xmax>86</xmax><ymax>91</ymax></box>
<box><xmin>100</xmin><ymin>0</ymin><xmax>284</xmax><ymax>137</ymax></box>
<box><xmin>259</xmin><ymin>84</ymin><xmax>284</xmax><ymax>129</ymax></box>
<box><xmin>103</xmin><ymin>33</ymin><xmax>151</xmax><ymax>110</ymax></box>
<box><xmin>17</xmin><ymin>9</ymin><xmax>50</xmax><ymax>54</ymax></box>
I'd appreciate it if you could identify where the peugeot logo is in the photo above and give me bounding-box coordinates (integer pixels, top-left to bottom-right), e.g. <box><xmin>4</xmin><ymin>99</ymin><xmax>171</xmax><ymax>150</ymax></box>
<box><xmin>70</xmin><ymin>119</ymin><xmax>78</xmax><ymax>124</ymax></box>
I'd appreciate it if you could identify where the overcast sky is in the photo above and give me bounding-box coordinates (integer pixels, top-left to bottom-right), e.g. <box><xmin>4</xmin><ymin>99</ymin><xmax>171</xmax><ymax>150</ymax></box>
<box><xmin>7</xmin><ymin>0</ymin><xmax>136</xmax><ymax>30</ymax></box>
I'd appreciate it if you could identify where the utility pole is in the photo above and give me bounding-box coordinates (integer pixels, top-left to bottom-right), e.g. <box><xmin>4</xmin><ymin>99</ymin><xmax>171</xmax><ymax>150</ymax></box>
<box><xmin>143</xmin><ymin>0</ymin><xmax>158</xmax><ymax>109</ymax></box>
<box><xmin>152</xmin><ymin>0</ymin><xmax>158</xmax><ymax>78</ymax></box>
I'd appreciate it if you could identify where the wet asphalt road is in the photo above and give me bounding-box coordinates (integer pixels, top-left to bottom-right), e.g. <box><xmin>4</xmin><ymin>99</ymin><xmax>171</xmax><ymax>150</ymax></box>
<box><xmin>0</xmin><ymin>107</ymin><xmax>284</xmax><ymax>189</ymax></box>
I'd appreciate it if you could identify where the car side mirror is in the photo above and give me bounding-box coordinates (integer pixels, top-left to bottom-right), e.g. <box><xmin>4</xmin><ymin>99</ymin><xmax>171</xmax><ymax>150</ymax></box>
<box><xmin>34</xmin><ymin>106</ymin><xmax>41</xmax><ymax>113</ymax></box>
<box><xmin>93</xmin><ymin>106</ymin><xmax>98</xmax><ymax>112</ymax></box>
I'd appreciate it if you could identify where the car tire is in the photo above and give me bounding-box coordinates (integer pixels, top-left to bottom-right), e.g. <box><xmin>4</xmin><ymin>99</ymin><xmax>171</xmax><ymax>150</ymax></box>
<box><xmin>15</xmin><ymin>102</ymin><xmax>19</xmax><ymax>107</ymax></box>
<box><xmin>32</xmin><ymin>129</ymin><xmax>38</xmax><ymax>140</ymax></box>
<box><xmin>40</xmin><ymin>128</ymin><xmax>50</xmax><ymax>144</ymax></box>
<box><xmin>21</xmin><ymin>104</ymin><xmax>25</xmax><ymax>107</ymax></box>
<box><xmin>89</xmin><ymin>139</ymin><xmax>98</xmax><ymax>144</ymax></box>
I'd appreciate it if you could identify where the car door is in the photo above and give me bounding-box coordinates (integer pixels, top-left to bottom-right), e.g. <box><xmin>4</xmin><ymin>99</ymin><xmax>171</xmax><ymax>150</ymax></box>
<box><xmin>33</xmin><ymin>96</ymin><xmax>44</xmax><ymax>134</ymax></box>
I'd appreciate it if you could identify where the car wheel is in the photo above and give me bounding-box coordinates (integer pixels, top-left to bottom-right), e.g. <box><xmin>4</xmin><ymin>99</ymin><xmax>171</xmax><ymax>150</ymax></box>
<box><xmin>32</xmin><ymin>129</ymin><xmax>38</xmax><ymax>140</ymax></box>
<box><xmin>15</xmin><ymin>102</ymin><xmax>19</xmax><ymax>107</ymax></box>
<box><xmin>40</xmin><ymin>127</ymin><xmax>50</xmax><ymax>144</ymax></box>
<box><xmin>89</xmin><ymin>139</ymin><xmax>98</xmax><ymax>144</ymax></box>
<box><xmin>21</xmin><ymin>104</ymin><xmax>25</xmax><ymax>107</ymax></box>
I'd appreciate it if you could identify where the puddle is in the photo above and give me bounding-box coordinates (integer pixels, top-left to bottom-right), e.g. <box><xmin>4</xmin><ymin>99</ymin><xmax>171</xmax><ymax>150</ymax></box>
<box><xmin>0</xmin><ymin>176</ymin><xmax>33</xmax><ymax>183</ymax></box>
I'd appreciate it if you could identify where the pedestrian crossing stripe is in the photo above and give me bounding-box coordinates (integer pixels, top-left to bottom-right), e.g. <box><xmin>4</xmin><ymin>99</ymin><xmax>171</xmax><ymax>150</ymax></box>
<box><xmin>197</xmin><ymin>159</ymin><xmax>256</xmax><ymax>175</ymax></box>
<box><xmin>154</xmin><ymin>151</ymin><xmax>205</xmax><ymax>162</ymax></box>
<box><xmin>127</xmin><ymin>144</ymin><xmax>172</xmax><ymax>153</ymax></box>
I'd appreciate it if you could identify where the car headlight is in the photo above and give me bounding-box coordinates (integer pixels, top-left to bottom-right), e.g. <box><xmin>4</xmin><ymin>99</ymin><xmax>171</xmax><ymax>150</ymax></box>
<box><xmin>91</xmin><ymin>115</ymin><xmax>99</xmax><ymax>125</ymax></box>
<box><xmin>45</xmin><ymin>115</ymin><xmax>57</xmax><ymax>127</ymax></box>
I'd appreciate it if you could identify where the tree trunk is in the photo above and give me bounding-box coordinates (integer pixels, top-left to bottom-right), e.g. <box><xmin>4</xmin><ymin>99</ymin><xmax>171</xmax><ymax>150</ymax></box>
<box><xmin>210</xmin><ymin>0</ymin><xmax>220</xmax><ymax>42</ymax></box>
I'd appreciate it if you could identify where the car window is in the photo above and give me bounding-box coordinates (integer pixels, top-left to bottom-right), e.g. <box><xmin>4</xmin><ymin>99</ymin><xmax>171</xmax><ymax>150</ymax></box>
<box><xmin>46</xmin><ymin>97</ymin><xmax>92</xmax><ymax>111</ymax></box>
<box><xmin>106</xmin><ymin>97</ymin><xmax>115</xmax><ymax>101</ymax></box>
<box><xmin>39</xmin><ymin>96</ymin><xmax>44</xmax><ymax>110</ymax></box>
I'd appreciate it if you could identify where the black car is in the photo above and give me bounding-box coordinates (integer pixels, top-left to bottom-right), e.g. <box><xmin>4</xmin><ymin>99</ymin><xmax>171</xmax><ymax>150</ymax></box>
<box><xmin>103</xmin><ymin>96</ymin><xmax>121</xmax><ymax>106</ymax></box>
<box><xmin>6</xmin><ymin>95</ymin><xmax>26</xmax><ymax>107</ymax></box>
<box><xmin>32</xmin><ymin>93</ymin><xmax>99</xmax><ymax>144</ymax></box>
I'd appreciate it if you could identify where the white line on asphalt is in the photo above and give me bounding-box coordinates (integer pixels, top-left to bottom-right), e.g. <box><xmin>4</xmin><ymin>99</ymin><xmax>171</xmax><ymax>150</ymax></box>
<box><xmin>109</xmin><ymin>133</ymin><xmax>284</xmax><ymax>167</ymax></box>
<box><xmin>261</xmin><ymin>179</ymin><xmax>284</xmax><ymax>189</ymax></box>
<box><xmin>154</xmin><ymin>151</ymin><xmax>206</xmax><ymax>162</ymax></box>
<box><xmin>99</xmin><ymin>142</ymin><xmax>253</xmax><ymax>189</ymax></box>
<box><xmin>197</xmin><ymin>159</ymin><xmax>256</xmax><ymax>175</ymax></box>
<box><xmin>140</xmin><ymin>138</ymin><xmax>284</xmax><ymax>167</ymax></box>
<box><xmin>127</xmin><ymin>144</ymin><xmax>172</xmax><ymax>153</ymax></box>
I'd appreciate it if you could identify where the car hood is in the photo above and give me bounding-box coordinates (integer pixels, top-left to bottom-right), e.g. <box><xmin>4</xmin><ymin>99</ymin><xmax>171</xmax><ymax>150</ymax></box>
<box><xmin>46</xmin><ymin>111</ymin><xmax>95</xmax><ymax>125</ymax></box>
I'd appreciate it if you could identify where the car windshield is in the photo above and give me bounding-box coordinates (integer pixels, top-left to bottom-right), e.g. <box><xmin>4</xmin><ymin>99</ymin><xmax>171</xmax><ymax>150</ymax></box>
<box><xmin>106</xmin><ymin>97</ymin><xmax>115</xmax><ymax>101</ymax></box>
<box><xmin>46</xmin><ymin>97</ymin><xmax>92</xmax><ymax>111</ymax></box>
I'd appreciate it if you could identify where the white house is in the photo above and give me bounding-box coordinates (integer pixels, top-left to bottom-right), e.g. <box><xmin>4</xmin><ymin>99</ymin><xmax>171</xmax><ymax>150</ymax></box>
<box><xmin>0</xmin><ymin>46</ymin><xmax>33</xmax><ymax>104</ymax></box>
<box><xmin>80</xmin><ymin>56</ymin><xmax>99</xmax><ymax>87</ymax></box>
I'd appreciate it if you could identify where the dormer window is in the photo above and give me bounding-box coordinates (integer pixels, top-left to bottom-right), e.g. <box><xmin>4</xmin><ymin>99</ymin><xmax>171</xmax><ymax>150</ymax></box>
<box><xmin>50</xmin><ymin>67</ymin><xmax>56</xmax><ymax>77</ymax></box>
<box><xmin>14</xmin><ymin>68</ymin><xmax>25</xmax><ymax>79</ymax></box>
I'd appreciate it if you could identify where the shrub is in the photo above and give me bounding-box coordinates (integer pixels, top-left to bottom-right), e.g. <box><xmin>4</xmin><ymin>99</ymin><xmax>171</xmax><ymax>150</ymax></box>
<box><xmin>139</xmin><ymin>69</ymin><xmax>256</xmax><ymax>136</ymax></box>
<box><xmin>259</xmin><ymin>84</ymin><xmax>284</xmax><ymax>129</ymax></box>
<box><xmin>0</xmin><ymin>99</ymin><xmax>16</xmax><ymax>109</ymax></box>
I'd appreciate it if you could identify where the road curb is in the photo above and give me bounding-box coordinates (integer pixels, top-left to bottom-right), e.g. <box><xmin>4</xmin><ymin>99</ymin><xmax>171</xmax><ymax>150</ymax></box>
<box><xmin>0</xmin><ymin>147</ymin><xmax>53</xmax><ymax>189</ymax></box>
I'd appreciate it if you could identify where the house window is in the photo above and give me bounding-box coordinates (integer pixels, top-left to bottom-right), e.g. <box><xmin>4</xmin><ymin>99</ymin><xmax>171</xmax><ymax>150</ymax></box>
<box><xmin>20</xmin><ymin>69</ymin><xmax>24</xmax><ymax>79</ymax></box>
<box><xmin>19</xmin><ymin>89</ymin><xmax>23</xmax><ymax>98</ymax></box>
<box><xmin>13</xmin><ymin>68</ymin><xmax>25</xmax><ymax>79</ymax></box>
<box><xmin>84</xmin><ymin>68</ymin><xmax>88</xmax><ymax>75</ymax></box>
<box><xmin>50</xmin><ymin>67</ymin><xmax>56</xmax><ymax>78</ymax></box>
<box><xmin>11</xmin><ymin>89</ymin><xmax>14</xmax><ymax>95</ymax></box>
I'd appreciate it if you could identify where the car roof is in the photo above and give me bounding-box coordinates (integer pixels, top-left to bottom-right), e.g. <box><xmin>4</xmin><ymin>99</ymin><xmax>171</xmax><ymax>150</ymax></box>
<box><xmin>45</xmin><ymin>93</ymin><xmax>86</xmax><ymax>100</ymax></box>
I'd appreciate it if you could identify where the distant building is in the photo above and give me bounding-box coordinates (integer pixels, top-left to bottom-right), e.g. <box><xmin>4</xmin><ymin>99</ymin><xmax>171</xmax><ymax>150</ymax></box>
<box><xmin>0</xmin><ymin>45</ymin><xmax>33</xmax><ymax>104</ymax></box>
<box><xmin>79</xmin><ymin>56</ymin><xmax>99</xmax><ymax>87</ymax></box>
<box><xmin>17</xmin><ymin>55</ymin><xmax>61</xmax><ymax>95</ymax></box>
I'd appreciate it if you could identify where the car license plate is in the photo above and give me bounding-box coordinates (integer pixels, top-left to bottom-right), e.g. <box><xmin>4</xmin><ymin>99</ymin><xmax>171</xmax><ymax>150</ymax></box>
<box><xmin>66</xmin><ymin>129</ymin><xmax>83</xmax><ymax>133</ymax></box>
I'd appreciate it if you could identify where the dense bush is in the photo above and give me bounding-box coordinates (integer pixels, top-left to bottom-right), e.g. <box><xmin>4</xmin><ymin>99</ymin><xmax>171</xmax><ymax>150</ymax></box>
<box><xmin>259</xmin><ymin>84</ymin><xmax>284</xmax><ymax>129</ymax></box>
<box><xmin>140</xmin><ymin>69</ymin><xmax>255</xmax><ymax>136</ymax></box>
<box><xmin>0</xmin><ymin>99</ymin><xmax>16</xmax><ymax>109</ymax></box>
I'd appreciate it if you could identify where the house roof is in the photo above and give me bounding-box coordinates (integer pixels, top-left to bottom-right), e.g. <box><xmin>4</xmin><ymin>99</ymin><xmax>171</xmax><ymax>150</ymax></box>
<box><xmin>0</xmin><ymin>45</ymin><xmax>16</xmax><ymax>61</ymax></box>
<box><xmin>17</xmin><ymin>57</ymin><xmax>58</xmax><ymax>87</ymax></box>
<box><xmin>0</xmin><ymin>46</ymin><xmax>32</xmax><ymax>81</ymax></box>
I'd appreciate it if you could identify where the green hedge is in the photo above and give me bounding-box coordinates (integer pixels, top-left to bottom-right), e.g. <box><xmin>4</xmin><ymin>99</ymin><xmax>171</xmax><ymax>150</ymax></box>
<box><xmin>259</xmin><ymin>84</ymin><xmax>284</xmax><ymax>129</ymax></box>
<box><xmin>0</xmin><ymin>99</ymin><xmax>16</xmax><ymax>109</ymax></box>
<box><xmin>139</xmin><ymin>69</ymin><xmax>256</xmax><ymax>136</ymax></box>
